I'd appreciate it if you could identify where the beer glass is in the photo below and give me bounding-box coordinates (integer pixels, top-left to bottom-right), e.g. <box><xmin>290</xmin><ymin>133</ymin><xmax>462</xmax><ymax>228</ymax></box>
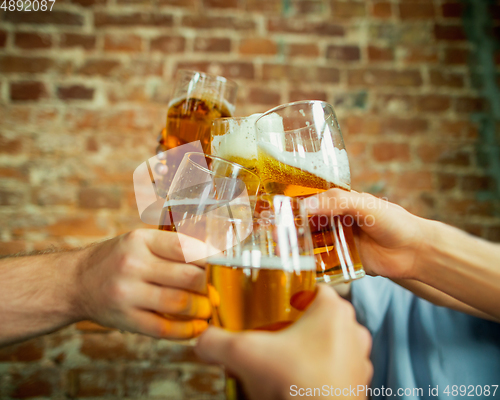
<box><xmin>155</xmin><ymin>70</ymin><xmax>238</xmax><ymax>195</ymax></box>
<box><xmin>255</xmin><ymin>101</ymin><xmax>365</xmax><ymax>284</ymax></box>
<box><xmin>206</xmin><ymin>195</ymin><xmax>317</xmax><ymax>400</ymax></box>
<box><xmin>158</xmin><ymin>152</ymin><xmax>261</xmax><ymax>239</ymax></box>
<box><xmin>211</xmin><ymin>114</ymin><xmax>262</xmax><ymax>176</ymax></box>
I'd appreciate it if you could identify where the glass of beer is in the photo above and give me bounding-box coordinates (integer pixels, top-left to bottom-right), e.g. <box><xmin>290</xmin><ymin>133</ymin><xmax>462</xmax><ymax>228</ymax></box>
<box><xmin>211</xmin><ymin>114</ymin><xmax>262</xmax><ymax>177</ymax></box>
<box><xmin>155</xmin><ymin>70</ymin><xmax>238</xmax><ymax>196</ymax></box>
<box><xmin>206</xmin><ymin>194</ymin><xmax>317</xmax><ymax>400</ymax></box>
<box><xmin>158</xmin><ymin>152</ymin><xmax>261</xmax><ymax>240</ymax></box>
<box><xmin>255</xmin><ymin>100</ymin><xmax>365</xmax><ymax>285</ymax></box>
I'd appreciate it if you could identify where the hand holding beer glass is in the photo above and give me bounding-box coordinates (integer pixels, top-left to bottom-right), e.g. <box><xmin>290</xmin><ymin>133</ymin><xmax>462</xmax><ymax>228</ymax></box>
<box><xmin>255</xmin><ymin>101</ymin><xmax>365</xmax><ymax>284</ymax></box>
<box><xmin>205</xmin><ymin>195</ymin><xmax>317</xmax><ymax>399</ymax></box>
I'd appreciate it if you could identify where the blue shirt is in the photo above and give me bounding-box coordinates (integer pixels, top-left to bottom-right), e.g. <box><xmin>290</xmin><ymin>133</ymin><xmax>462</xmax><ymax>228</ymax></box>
<box><xmin>351</xmin><ymin>277</ymin><xmax>500</xmax><ymax>399</ymax></box>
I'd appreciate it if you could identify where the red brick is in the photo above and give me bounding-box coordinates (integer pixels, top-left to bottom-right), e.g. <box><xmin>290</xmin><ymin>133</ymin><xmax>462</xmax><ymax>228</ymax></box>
<box><xmin>0</xmin><ymin>134</ymin><xmax>23</xmax><ymax>153</ymax></box>
<box><xmin>185</xmin><ymin>370</ymin><xmax>222</xmax><ymax>396</ymax></box>
<box><xmin>248</xmin><ymin>87</ymin><xmax>281</xmax><ymax>105</ymax></box>
<box><xmin>347</xmin><ymin>69</ymin><xmax>422</xmax><ymax>87</ymax></box>
<box><xmin>10</xmin><ymin>82</ymin><xmax>46</xmax><ymax>101</ymax></box>
<box><xmin>397</xmin><ymin>171</ymin><xmax>433</xmax><ymax>190</ymax></box>
<box><xmin>416</xmin><ymin>95</ymin><xmax>451</xmax><ymax>113</ymax></box>
<box><xmin>158</xmin><ymin>0</ymin><xmax>197</xmax><ymax>6</ymax></box>
<box><xmin>70</xmin><ymin>0</ymin><xmax>106</xmax><ymax>6</ymax></box>
<box><xmin>289</xmin><ymin>89</ymin><xmax>327</xmax><ymax>102</ymax></box>
<box><xmin>4</xmin><ymin>11</ymin><xmax>84</xmax><ymax>26</ymax></box>
<box><xmin>288</xmin><ymin>43</ymin><xmax>319</xmax><ymax>57</ymax></box>
<box><xmin>461</xmin><ymin>175</ymin><xmax>495</xmax><ymax>192</ymax></box>
<box><xmin>150</xmin><ymin>36</ymin><xmax>185</xmax><ymax>53</ymax></box>
<box><xmin>193</xmin><ymin>37</ymin><xmax>230</xmax><ymax>52</ymax></box>
<box><xmin>401</xmin><ymin>47</ymin><xmax>439</xmax><ymax>63</ymax></box>
<box><xmin>176</xmin><ymin>61</ymin><xmax>254</xmax><ymax>79</ymax></box>
<box><xmin>417</xmin><ymin>144</ymin><xmax>471</xmax><ymax>166</ymax></box>
<box><xmin>268</xmin><ymin>19</ymin><xmax>344</xmax><ymax>36</ymax></box>
<box><xmin>0</xmin><ymin>30</ymin><xmax>6</xmax><ymax>47</ymax></box>
<box><xmin>439</xmin><ymin>120</ymin><xmax>478</xmax><ymax>139</ymax></box>
<box><xmin>0</xmin><ymin>166</ymin><xmax>28</xmax><ymax>181</ymax></box>
<box><xmin>78</xmin><ymin>59</ymin><xmax>121</xmax><ymax>76</ymax></box>
<box><xmin>60</xmin><ymin>34</ymin><xmax>96</xmax><ymax>50</ymax></box>
<box><xmin>331</xmin><ymin>1</ymin><xmax>366</xmax><ymax>18</ymax></box>
<box><xmin>0</xmin><ymin>56</ymin><xmax>53</xmax><ymax>74</ymax></box>
<box><xmin>46</xmin><ymin>216</ymin><xmax>108</xmax><ymax>237</ymax></box>
<box><xmin>326</xmin><ymin>45</ymin><xmax>361</xmax><ymax>61</ymax></box>
<box><xmin>104</xmin><ymin>34</ymin><xmax>142</xmax><ymax>52</ymax></box>
<box><xmin>14</xmin><ymin>32</ymin><xmax>52</xmax><ymax>49</ymax></box>
<box><xmin>123</xmin><ymin>367</ymin><xmax>181</xmax><ymax>397</ymax></box>
<box><xmin>455</xmin><ymin>97</ymin><xmax>487</xmax><ymax>113</ymax></box>
<box><xmin>239</xmin><ymin>38</ymin><xmax>277</xmax><ymax>55</ymax></box>
<box><xmin>292</xmin><ymin>0</ymin><xmax>324</xmax><ymax>14</ymax></box>
<box><xmin>0</xmin><ymin>338</ymin><xmax>44</xmax><ymax>362</ymax></box>
<box><xmin>9</xmin><ymin>369</ymin><xmax>59</xmax><ymax>399</ymax></box>
<box><xmin>429</xmin><ymin>70</ymin><xmax>464</xmax><ymax>88</ymax></box>
<box><xmin>263</xmin><ymin>64</ymin><xmax>339</xmax><ymax>83</ymax></box>
<box><xmin>182</xmin><ymin>15</ymin><xmax>256</xmax><ymax>30</ymax></box>
<box><xmin>57</xmin><ymin>85</ymin><xmax>94</xmax><ymax>100</ymax></box>
<box><xmin>381</xmin><ymin>118</ymin><xmax>428</xmax><ymax>135</ymax></box>
<box><xmin>95</xmin><ymin>12</ymin><xmax>174</xmax><ymax>27</ymax></box>
<box><xmin>372</xmin><ymin>2</ymin><xmax>392</xmax><ymax>18</ymax></box>
<box><xmin>368</xmin><ymin>45</ymin><xmax>394</xmax><ymax>62</ymax></box>
<box><xmin>399</xmin><ymin>2</ymin><xmax>436</xmax><ymax>19</ymax></box>
<box><xmin>0</xmin><ymin>240</ymin><xmax>27</xmax><ymax>256</ymax></box>
<box><xmin>0</xmin><ymin>187</ymin><xmax>26</xmax><ymax>205</ymax></box>
<box><xmin>434</xmin><ymin>24</ymin><xmax>467</xmax><ymax>41</ymax></box>
<box><xmin>67</xmin><ymin>368</ymin><xmax>119</xmax><ymax>397</ymax></box>
<box><xmin>341</xmin><ymin>115</ymin><xmax>381</xmax><ymax>136</ymax></box>
<box><xmin>372</xmin><ymin>142</ymin><xmax>410</xmax><ymax>162</ymax></box>
<box><xmin>445</xmin><ymin>199</ymin><xmax>494</xmax><ymax>217</ymax></box>
<box><xmin>442</xmin><ymin>2</ymin><xmax>464</xmax><ymax>18</ymax></box>
<box><xmin>78</xmin><ymin>187</ymin><xmax>121</xmax><ymax>209</ymax></box>
<box><xmin>486</xmin><ymin>226</ymin><xmax>500</xmax><ymax>243</ymax></box>
<box><xmin>443</xmin><ymin>47</ymin><xmax>469</xmax><ymax>64</ymax></box>
<box><xmin>246</xmin><ymin>0</ymin><xmax>281</xmax><ymax>12</ymax></box>
<box><xmin>80</xmin><ymin>333</ymin><xmax>139</xmax><ymax>360</ymax></box>
<box><xmin>437</xmin><ymin>173</ymin><xmax>457</xmax><ymax>190</ymax></box>
<box><xmin>203</xmin><ymin>0</ymin><xmax>237</xmax><ymax>8</ymax></box>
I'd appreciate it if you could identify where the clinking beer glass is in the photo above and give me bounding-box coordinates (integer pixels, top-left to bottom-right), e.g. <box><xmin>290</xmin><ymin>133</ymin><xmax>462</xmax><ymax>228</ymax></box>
<box><xmin>205</xmin><ymin>195</ymin><xmax>317</xmax><ymax>400</ymax></box>
<box><xmin>155</xmin><ymin>70</ymin><xmax>238</xmax><ymax>195</ymax></box>
<box><xmin>255</xmin><ymin>100</ymin><xmax>365</xmax><ymax>284</ymax></box>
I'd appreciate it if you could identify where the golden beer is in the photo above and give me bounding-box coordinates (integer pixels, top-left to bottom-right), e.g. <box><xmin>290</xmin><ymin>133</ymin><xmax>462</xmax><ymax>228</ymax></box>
<box><xmin>257</xmin><ymin>145</ymin><xmax>363</xmax><ymax>281</ymax></box>
<box><xmin>207</xmin><ymin>259</ymin><xmax>316</xmax><ymax>332</ymax></box>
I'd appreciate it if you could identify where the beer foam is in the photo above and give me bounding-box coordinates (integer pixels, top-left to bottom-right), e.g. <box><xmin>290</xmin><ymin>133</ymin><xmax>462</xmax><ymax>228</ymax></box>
<box><xmin>211</xmin><ymin>113</ymin><xmax>263</xmax><ymax>161</ymax></box>
<box><xmin>257</xmin><ymin>141</ymin><xmax>351</xmax><ymax>189</ymax></box>
<box><xmin>207</xmin><ymin>254</ymin><xmax>316</xmax><ymax>271</ymax></box>
<box><xmin>168</xmin><ymin>96</ymin><xmax>236</xmax><ymax>116</ymax></box>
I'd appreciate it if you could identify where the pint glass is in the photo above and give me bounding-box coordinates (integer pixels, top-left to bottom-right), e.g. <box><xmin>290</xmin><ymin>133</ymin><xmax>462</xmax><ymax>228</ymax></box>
<box><xmin>255</xmin><ymin>101</ymin><xmax>365</xmax><ymax>284</ymax></box>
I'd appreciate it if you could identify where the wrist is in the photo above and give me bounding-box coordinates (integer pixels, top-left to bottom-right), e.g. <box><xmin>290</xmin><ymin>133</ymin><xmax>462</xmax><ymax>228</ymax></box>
<box><xmin>64</xmin><ymin>246</ymin><xmax>93</xmax><ymax>322</ymax></box>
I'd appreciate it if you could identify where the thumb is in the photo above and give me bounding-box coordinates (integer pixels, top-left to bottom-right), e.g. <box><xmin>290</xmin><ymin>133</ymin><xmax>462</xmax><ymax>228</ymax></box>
<box><xmin>195</xmin><ymin>326</ymin><xmax>241</xmax><ymax>367</ymax></box>
<box><xmin>292</xmin><ymin>285</ymin><xmax>342</xmax><ymax>328</ymax></box>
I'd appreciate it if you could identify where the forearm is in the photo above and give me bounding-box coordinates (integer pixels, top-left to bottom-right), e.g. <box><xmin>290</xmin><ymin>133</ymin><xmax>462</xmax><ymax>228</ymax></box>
<box><xmin>392</xmin><ymin>278</ymin><xmax>499</xmax><ymax>322</ymax></box>
<box><xmin>0</xmin><ymin>249</ymin><xmax>87</xmax><ymax>347</ymax></box>
<box><xmin>414</xmin><ymin>220</ymin><xmax>500</xmax><ymax>320</ymax></box>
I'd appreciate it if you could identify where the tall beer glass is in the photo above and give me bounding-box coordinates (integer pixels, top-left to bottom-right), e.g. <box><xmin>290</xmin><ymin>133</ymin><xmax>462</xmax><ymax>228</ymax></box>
<box><xmin>255</xmin><ymin>101</ymin><xmax>365</xmax><ymax>284</ymax></box>
<box><xmin>211</xmin><ymin>114</ymin><xmax>262</xmax><ymax>177</ymax></box>
<box><xmin>155</xmin><ymin>70</ymin><xmax>238</xmax><ymax>195</ymax></box>
<box><xmin>206</xmin><ymin>195</ymin><xmax>316</xmax><ymax>400</ymax></box>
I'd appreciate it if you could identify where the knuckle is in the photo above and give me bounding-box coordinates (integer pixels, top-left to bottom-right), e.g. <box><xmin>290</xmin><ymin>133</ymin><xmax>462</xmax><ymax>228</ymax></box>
<box><xmin>126</xmin><ymin>229</ymin><xmax>146</xmax><ymax>242</ymax></box>
<box><xmin>107</xmin><ymin>281</ymin><xmax>129</xmax><ymax>303</ymax></box>
<box><xmin>180</xmin><ymin>266</ymin><xmax>204</xmax><ymax>291</ymax></box>
<box><xmin>117</xmin><ymin>254</ymin><xmax>142</xmax><ymax>276</ymax></box>
<box><xmin>166</xmin><ymin>290</ymin><xmax>191</xmax><ymax>314</ymax></box>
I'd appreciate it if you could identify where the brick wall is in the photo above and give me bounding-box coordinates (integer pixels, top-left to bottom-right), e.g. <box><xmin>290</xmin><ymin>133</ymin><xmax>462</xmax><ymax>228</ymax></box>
<box><xmin>1</xmin><ymin>0</ymin><xmax>500</xmax><ymax>398</ymax></box>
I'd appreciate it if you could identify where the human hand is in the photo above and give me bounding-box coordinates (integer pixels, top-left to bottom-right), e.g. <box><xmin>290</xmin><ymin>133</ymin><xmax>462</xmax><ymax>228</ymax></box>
<box><xmin>195</xmin><ymin>285</ymin><xmax>372</xmax><ymax>400</ymax></box>
<box><xmin>304</xmin><ymin>189</ymin><xmax>430</xmax><ymax>280</ymax></box>
<box><xmin>75</xmin><ymin>229</ymin><xmax>210</xmax><ymax>339</ymax></box>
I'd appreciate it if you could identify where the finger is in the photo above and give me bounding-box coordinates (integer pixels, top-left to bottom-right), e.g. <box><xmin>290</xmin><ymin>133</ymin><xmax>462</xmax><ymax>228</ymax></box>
<box><xmin>144</xmin><ymin>260</ymin><xmax>207</xmax><ymax>294</ymax></box>
<box><xmin>129</xmin><ymin>309</ymin><xmax>209</xmax><ymax>339</ymax></box>
<box><xmin>304</xmin><ymin>189</ymin><xmax>387</xmax><ymax>220</ymax></box>
<box><xmin>143</xmin><ymin>230</ymin><xmax>210</xmax><ymax>264</ymax></box>
<box><xmin>133</xmin><ymin>282</ymin><xmax>212</xmax><ymax>319</ymax></box>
